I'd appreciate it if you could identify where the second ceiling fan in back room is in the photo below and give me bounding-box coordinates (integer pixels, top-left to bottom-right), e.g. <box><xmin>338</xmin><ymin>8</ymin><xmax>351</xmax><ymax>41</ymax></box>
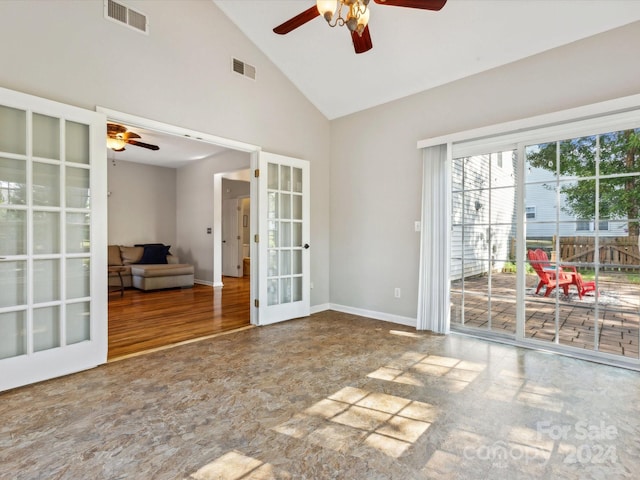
<box><xmin>273</xmin><ymin>0</ymin><xmax>447</xmax><ymax>54</ymax></box>
<box><xmin>106</xmin><ymin>123</ymin><xmax>160</xmax><ymax>152</ymax></box>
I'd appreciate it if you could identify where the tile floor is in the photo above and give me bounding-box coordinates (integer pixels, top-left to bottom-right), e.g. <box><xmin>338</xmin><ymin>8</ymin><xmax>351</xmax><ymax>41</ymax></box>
<box><xmin>1</xmin><ymin>311</ymin><xmax>639</xmax><ymax>479</ymax></box>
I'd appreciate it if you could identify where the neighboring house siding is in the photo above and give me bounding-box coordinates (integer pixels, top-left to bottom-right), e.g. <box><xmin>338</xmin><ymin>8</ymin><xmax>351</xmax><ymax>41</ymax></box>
<box><xmin>525</xmin><ymin>166</ymin><xmax>628</xmax><ymax>238</ymax></box>
<box><xmin>452</xmin><ymin>152</ymin><xmax>517</xmax><ymax>280</ymax></box>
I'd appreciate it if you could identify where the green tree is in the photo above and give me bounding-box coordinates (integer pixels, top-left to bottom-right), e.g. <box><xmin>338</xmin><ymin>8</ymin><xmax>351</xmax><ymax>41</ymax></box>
<box><xmin>526</xmin><ymin>129</ymin><xmax>640</xmax><ymax>235</ymax></box>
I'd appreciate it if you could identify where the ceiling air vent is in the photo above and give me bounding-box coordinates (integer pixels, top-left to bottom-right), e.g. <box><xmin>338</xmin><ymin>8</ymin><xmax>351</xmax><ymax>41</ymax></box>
<box><xmin>232</xmin><ymin>58</ymin><xmax>256</xmax><ymax>81</ymax></box>
<box><xmin>105</xmin><ymin>0</ymin><xmax>149</xmax><ymax>34</ymax></box>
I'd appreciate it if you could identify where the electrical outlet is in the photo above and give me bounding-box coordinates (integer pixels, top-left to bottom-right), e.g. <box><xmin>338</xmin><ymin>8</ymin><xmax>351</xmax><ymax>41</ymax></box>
<box><xmin>414</xmin><ymin>221</ymin><xmax>421</xmax><ymax>232</ymax></box>
<box><xmin>310</xmin><ymin>282</ymin><xmax>314</xmax><ymax>289</ymax></box>
<box><xmin>394</xmin><ymin>288</ymin><xmax>401</xmax><ymax>298</ymax></box>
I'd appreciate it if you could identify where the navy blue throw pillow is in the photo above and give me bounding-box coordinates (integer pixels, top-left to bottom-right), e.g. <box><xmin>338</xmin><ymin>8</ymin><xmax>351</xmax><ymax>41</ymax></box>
<box><xmin>137</xmin><ymin>244</ymin><xmax>170</xmax><ymax>264</ymax></box>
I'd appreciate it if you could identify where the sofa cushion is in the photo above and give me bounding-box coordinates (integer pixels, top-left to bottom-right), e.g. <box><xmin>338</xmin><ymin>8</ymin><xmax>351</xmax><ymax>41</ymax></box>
<box><xmin>137</xmin><ymin>244</ymin><xmax>171</xmax><ymax>264</ymax></box>
<box><xmin>108</xmin><ymin>245</ymin><xmax>123</xmax><ymax>266</ymax></box>
<box><xmin>120</xmin><ymin>246</ymin><xmax>144</xmax><ymax>265</ymax></box>
<box><xmin>130</xmin><ymin>264</ymin><xmax>194</xmax><ymax>277</ymax></box>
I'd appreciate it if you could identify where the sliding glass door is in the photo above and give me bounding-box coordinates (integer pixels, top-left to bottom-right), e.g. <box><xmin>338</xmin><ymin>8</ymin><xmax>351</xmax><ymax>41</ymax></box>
<box><xmin>450</xmin><ymin>150</ymin><xmax>518</xmax><ymax>336</ymax></box>
<box><xmin>450</xmin><ymin>123</ymin><xmax>640</xmax><ymax>363</ymax></box>
<box><xmin>524</xmin><ymin>129</ymin><xmax>640</xmax><ymax>358</ymax></box>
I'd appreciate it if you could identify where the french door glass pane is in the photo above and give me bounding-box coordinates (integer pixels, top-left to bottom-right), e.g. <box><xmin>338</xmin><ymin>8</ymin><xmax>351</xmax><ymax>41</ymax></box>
<box><xmin>0</xmin><ymin>261</ymin><xmax>26</xmax><ymax>308</ymax></box>
<box><xmin>268</xmin><ymin>192</ymin><xmax>278</xmax><ymax>219</ymax></box>
<box><xmin>66</xmin><ymin>301</ymin><xmax>90</xmax><ymax>344</ymax></box>
<box><xmin>267</xmin><ymin>163</ymin><xmax>279</xmax><ymax>189</ymax></box>
<box><xmin>280</xmin><ymin>277</ymin><xmax>291</xmax><ymax>303</ymax></box>
<box><xmin>33</xmin><ymin>162</ymin><xmax>60</xmax><ymax>206</ymax></box>
<box><xmin>33</xmin><ymin>211</ymin><xmax>60</xmax><ymax>254</ymax></box>
<box><xmin>33</xmin><ymin>259</ymin><xmax>60</xmax><ymax>304</ymax></box>
<box><xmin>281</xmin><ymin>193</ymin><xmax>291</xmax><ymax>219</ymax></box>
<box><xmin>268</xmin><ymin>220</ymin><xmax>278</xmax><ymax>247</ymax></box>
<box><xmin>0</xmin><ymin>105</ymin><xmax>26</xmax><ymax>155</ymax></box>
<box><xmin>0</xmin><ymin>209</ymin><xmax>26</xmax><ymax>254</ymax></box>
<box><xmin>66</xmin><ymin>258</ymin><xmax>90</xmax><ymax>299</ymax></box>
<box><xmin>280</xmin><ymin>222</ymin><xmax>291</xmax><ymax>247</ymax></box>
<box><xmin>292</xmin><ymin>250</ymin><xmax>302</xmax><ymax>275</ymax></box>
<box><xmin>268</xmin><ymin>250</ymin><xmax>278</xmax><ymax>277</ymax></box>
<box><xmin>65</xmin><ymin>121</ymin><xmax>90</xmax><ymax>165</ymax></box>
<box><xmin>280</xmin><ymin>251</ymin><xmax>291</xmax><ymax>275</ymax></box>
<box><xmin>292</xmin><ymin>277</ymin><xmax>302</xmax><ymax>302</ymax></box>
<box><xmin>292</xmin><ymin>195</ymin><xmax>302</xmax><ymax>220</ymax></box>
<box><xmin>267</xmin><ymin>278</ymin><xmax>278</xmax><ymax>306</ymax></box>
<box><xmin>0</xmin><ymin>157</ymin><xmax>27</xmax><ymax>205</ymax></box>
<box><xmin>33</xmin><ymin>113</ymin><xmax>60</xmax><ymax>160</ymax></box>
<box><xmin>0</xmin><ymin>311</ymin><xmax>26</xmax><ymax>359</ymax></box>
<box><xmin>292</xmin><ymin>223</ymin><xmax>302</xmax><ymax>247</ymax></box>
<box><xmin>66</xmin><ymin>212</ymin><xmax>90</xmax><ymax>253</ymax></box>
<box><xmin>33</xmin><ymin>306</ymin><xmax>60</xmax><ymax>352</ymax></box>
<box><xmin>281</xmin><ymin>166</ymin><xmax>291</xmax><ymax>191</ymax></box>
<box><xmin>292</xmin><ymin>167</ymin><xmax>302</xmax><ymax>193</ymax></box>
<box><xmin>66</xmin><ymin>166</ymin><xmax>90</xmax><ymax>209</ymax></box>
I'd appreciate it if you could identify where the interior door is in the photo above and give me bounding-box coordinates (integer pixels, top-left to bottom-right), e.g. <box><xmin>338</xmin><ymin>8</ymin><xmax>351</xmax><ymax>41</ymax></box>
<box><xmin>222</xmin><ymin>198</ymin><xmax>241</xmax><ymax>277</ymax></box>
<box><xmin>0</xmin><ymin>87</ymin><xmax>107</xmax><ymax>392</ymax></box>
<box><xmin>256</xmin><ymin>152</ymin><xmax>310</xmax><ymax>325</ymax></box>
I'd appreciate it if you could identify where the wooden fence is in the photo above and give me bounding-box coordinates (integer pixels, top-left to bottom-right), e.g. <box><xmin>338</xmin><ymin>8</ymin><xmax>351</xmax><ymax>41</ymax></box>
<box><xmin>557</xmin><ymin>236</ymin><xmax>640</xmax><ymax>269</ymax></box>
<box><xmin>513</xmin><ymin>236</ymin><xmax>640</xmax><ymax>270</ymax></box>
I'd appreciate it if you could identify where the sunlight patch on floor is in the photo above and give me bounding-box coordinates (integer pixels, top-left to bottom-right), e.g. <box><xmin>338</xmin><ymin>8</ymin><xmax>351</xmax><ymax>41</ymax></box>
<box><xmin>272</xmin><ymin>386</ymin><xmax>436</xmax><ymax>459</ymax></box>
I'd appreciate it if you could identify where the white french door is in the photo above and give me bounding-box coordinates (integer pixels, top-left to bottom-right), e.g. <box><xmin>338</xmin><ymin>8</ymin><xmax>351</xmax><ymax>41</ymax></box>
<box><xmin>0</xmin><ymin>87</ymin><xmax>107</xmax><ymax>392</ymax></box>
<box><xmin>256</xmin><ymin>152</ymin><xmax>310</xmax><ymax>325</ymax></box>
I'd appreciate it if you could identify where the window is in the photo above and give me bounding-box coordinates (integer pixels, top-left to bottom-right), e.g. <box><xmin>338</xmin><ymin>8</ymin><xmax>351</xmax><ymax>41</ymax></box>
<box><xmin>576</xmin><ymin>219</ymin><xmax>610</xmax><ymax>231</ymax></box>
<box><xmin>576</xmin><ymin>219</ymin><xmax>590</xmax><ymax>231</ymax></box>
<box><xmin>525</xmin><ymin>206</ymin><xmax>536</xmax><ymax>219</ymax></box>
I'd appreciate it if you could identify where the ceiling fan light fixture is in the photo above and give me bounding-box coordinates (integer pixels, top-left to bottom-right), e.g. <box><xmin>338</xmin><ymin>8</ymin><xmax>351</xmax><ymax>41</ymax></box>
<box><xmin>106</xmin><ymin>136</ymin><xmax>127</xmax><ymax>151</ymax></box>
<box><xmin>353</xmin><ymin>3</ymin><xmax>370</xmax><ymax>34</ymax></box>
<box><xmin>317</xmin><ymin>0</ymin><xmax>370</xmax><ymax>31</ymax></box>
<box><xmin>316</xmin><ymin>0</ymin><xmax>337</xmax><ymax>21</ymax></box>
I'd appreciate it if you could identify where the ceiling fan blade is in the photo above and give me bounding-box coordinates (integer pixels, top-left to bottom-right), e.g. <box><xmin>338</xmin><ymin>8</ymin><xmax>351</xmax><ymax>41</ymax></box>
<box><xmin>273</xmin><ymin>5</ymin><xmax>319</xmax><ymax>35</ymax></box>
<box><xmin>352</xmin><ymin>25</ymin><xmax>373</xmax><ymax>54</ymax></box>
<box><xmin>123</xmin><ymin>131</ymin><xmax>141</xmax><ymax>140</ymax></box>
<box><xmin>373</xmin><ymin>0</ymin><xmax>447</xmax><ymax>10</ymax></box>
<box><xmin>126</xmin><ymin>140</ymin><xmax>160</xmax><ymax>151</ymax></box>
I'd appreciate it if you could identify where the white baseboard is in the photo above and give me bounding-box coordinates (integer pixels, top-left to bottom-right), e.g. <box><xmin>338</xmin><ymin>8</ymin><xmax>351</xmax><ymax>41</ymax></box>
<box><xmin>328</xmin><ymin>304</ymin><xmax>416</xmax><ymax>328</ymax></box>
<box><xmin>194</xmin><ymin>280</ymin><xmax>215</xmax><ymax>287</ymax></box>
<box><xmin>310</xmin><ymin>303</ymin><xmax>331</xmax><ymax>315</ymax></box>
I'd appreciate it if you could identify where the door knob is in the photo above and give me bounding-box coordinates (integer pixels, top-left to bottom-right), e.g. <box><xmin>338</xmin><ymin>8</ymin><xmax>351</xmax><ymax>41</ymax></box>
<box><xmin>304</xmin><ymin>243</ymin><xmax>310</xmax><ymax>249</ymax></box>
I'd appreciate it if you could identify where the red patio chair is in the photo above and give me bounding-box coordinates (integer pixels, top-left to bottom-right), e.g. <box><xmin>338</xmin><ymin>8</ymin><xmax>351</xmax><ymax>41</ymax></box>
<box><xmin>533</xmin><ymin>249</ymin><xmax>596</xmax><ymax>299</ymax></box>
<box><xmin>527</xmin><ymin>249</ymin><xmax>572</xmax><ymax>297</ymax></box>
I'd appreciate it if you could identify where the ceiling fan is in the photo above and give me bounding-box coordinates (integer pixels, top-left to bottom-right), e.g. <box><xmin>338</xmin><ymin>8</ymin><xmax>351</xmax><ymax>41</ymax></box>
<box><xmin>106</xmin><ymin>123</ymin><xmax>160</xmax><ymax>152</ymax></box>
<box><xmin>273</xmin><ymin>0</ymin><xmax>447</xmax><ymax>54</ymax></box>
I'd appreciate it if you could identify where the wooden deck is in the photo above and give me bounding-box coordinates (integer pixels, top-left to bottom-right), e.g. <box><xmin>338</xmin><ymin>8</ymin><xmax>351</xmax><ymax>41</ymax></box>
<box><xmin>452</xmin><ymin>272</ymin><xmax>640</xmax><ymax>359</ymax></box>
<box><xmin>108</xmin><ymin>276</ymin><xmax>251</xmax><ymax>360</ymax></box>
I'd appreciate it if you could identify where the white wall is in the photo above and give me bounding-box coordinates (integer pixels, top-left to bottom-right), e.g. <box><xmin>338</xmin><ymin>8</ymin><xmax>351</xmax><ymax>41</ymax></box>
<box><xmin>176</xmin><ymin>150</ymin><xmax>249</xmax><ymax>282</ymax></box>
<box><xmin>330</xmin><ymin>21</ymin><xmax>640</xmax><ymax>320</ymax></box>
<box><xmin>107</xmin><ymin>160</ymin><xmax>176</xmax><ymax>247</ymax></box>
<box><xmin>0</xmin><ymin>0</ymin><xmax>331</xmax><ymax>306</ymax></box>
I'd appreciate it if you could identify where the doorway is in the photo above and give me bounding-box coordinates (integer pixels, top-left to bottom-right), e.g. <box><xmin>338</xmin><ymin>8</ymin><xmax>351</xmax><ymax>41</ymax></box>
<box><xmin>222</xmin><ymin>176</ymin><xmax>250</xmax><ymax>278</ymax></box>
<box><xmin>99</xmin><ymin>107</ymin><xmax>259</xmax><ymax>359</ymax></box>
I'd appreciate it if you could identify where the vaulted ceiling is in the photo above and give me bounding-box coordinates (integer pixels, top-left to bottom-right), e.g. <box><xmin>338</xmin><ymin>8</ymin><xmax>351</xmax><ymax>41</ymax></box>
<box><xmin>213</xmin><ymin>0</ymin><xmax>640</xmax><ymax>119</ymax></box>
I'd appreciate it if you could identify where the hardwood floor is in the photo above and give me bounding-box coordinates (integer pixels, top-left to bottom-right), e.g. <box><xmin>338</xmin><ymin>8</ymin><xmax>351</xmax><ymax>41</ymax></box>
<box><xmin>108</xmin><ymin>276</ymin><xmax>251</xmax><ymax>360</ymax></box>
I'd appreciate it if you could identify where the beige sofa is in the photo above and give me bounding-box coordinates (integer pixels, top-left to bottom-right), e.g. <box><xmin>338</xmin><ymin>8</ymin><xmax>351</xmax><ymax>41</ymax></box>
<box><xmin>108</xmin><ymin>244</ymin><xmax>194</xmax><ymax>291</ymax></box>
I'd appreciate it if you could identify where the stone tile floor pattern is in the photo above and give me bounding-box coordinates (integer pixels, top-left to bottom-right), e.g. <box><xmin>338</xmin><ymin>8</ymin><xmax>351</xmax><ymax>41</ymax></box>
<box><xmin>2</xmin><ymin>311</ymin><xmax>640</xmax><ymax>479</ymax></box>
